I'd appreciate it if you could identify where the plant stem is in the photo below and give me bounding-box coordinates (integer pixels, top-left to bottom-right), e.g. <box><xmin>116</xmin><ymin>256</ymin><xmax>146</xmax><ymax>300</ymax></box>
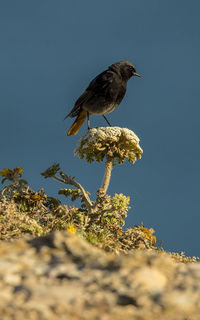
<box><xmin>59</xmin><ymin>171</ymin><xmax>93</xmax><ymax>212</ymax></box>
<box><xmin>101</xmin><ymin>157</ymin><xmax>113</xmax><ymax>194</ymax></box>
<box><xmin>52</xmin><ymin>175</ymin><xmax>65</xmax><ymax>184</ymax></box>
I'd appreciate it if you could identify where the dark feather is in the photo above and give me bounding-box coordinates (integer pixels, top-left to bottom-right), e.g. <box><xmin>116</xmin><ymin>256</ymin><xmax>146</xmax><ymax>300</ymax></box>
<box><xmin>65</xmin><ymin>61</ymin><xmax>139</xmax><ymax>120</ymax></box>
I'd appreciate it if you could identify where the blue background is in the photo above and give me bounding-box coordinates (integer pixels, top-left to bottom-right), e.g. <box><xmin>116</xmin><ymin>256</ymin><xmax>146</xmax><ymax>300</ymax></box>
<box><xmin>1</xmin><ymin>1</ymin><xmax>200</xmax><ymax>256</ymax></box>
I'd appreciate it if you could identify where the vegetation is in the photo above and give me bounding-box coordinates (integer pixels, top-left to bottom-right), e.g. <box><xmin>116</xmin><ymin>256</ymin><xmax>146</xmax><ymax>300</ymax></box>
<box><xmin>0</xmin><ymin>127</ymin><xmax>199</xmax><ymax>263</ymax></box>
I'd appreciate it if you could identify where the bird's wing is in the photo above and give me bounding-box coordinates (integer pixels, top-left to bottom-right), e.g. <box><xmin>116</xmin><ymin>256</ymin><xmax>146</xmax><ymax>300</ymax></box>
<box><xmin>64</xmin><ymin>70</ymin><xmax>117</xmax><ymax>119</ymax></box>
<box><xmin>86</xmin><ymin>70</ymin><xmax>116</xmax><ymax>96</ymax></box>
<box><xmin>64</xmin><ymin>90</ymin><xmax>93</xmax><ymax>119</ymax></box>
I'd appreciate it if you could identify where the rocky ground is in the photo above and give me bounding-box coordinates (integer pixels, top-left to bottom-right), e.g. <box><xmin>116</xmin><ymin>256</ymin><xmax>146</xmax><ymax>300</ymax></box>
<box><xmin>0</xmin><ymin>230</ymin><xmax>200</xmax><ymax>320</ymax></box>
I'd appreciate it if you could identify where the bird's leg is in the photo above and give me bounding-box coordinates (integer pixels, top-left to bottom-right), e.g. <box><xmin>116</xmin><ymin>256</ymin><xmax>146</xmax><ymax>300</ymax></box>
<box><xmin>87</xmin><ymin>112</ymin><xmax>90</xmax><ymax>129</ymax></box>
<box><xmin>103</xmin><ymin>115</ymin><xmax>112</xmax><ymax>127</ymax></box>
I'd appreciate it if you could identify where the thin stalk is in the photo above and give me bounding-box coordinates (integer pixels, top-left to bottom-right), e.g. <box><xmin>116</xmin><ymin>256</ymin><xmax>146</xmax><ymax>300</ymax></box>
<box><xmin>101</xmin><ymin>157</ymin><xmax>113</xmax><ymax>194</ymax></box>
<box><xmin>59</xmin><ymin>171</ymin><xmax>93</xmax><ymax>212</ymax></box>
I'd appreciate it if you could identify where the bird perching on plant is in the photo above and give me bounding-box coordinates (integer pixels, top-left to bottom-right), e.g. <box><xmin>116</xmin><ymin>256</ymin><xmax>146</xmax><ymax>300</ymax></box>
<box><xmin>65</xmin><ymin>61</ymin><xmax>141</xmax><ymax>136</ymax></box>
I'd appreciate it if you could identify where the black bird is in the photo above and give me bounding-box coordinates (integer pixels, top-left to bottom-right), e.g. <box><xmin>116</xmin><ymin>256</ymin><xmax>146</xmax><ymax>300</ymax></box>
<box><xmin>65</xmin><ymin>61</ymin><xmax>141</xmax><ymax>136</ymax></box>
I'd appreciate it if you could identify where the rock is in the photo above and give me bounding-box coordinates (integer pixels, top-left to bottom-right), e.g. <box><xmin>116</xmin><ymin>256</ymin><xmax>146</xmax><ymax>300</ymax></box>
<box><xmin>0</xmin><ymin>231</ymin><xmax>199</xmax><ymax>319</ymax></box>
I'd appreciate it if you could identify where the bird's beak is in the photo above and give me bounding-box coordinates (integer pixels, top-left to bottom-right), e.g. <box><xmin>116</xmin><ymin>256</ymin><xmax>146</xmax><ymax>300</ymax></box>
<box><xmin>133</xmin><ymin>72</ymin><xmax>141</xmax><ymax>77</ymax></box>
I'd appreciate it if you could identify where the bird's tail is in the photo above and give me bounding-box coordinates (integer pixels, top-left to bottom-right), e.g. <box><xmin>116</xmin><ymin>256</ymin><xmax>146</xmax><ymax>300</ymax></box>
<box><xmin>66</xmin><ymin>110</ymin><xmax>87</xmax><ymax>136</ymax></box>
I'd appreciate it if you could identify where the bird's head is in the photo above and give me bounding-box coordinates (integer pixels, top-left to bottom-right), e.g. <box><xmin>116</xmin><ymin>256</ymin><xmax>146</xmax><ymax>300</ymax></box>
<box><xmin>109</xmin><ymin>61</ymin><xmax>141</xmax><ymax>80</ymax></box>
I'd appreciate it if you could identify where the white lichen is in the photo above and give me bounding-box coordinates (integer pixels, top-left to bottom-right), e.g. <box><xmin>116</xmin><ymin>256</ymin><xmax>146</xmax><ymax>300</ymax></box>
<box><xmin>74</xmin><ymin>127</ymin><xmax>143</xmax><ymax>164</ymax></box>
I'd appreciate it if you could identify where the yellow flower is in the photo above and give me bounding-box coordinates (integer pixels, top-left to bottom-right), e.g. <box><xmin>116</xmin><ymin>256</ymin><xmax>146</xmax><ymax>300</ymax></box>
<box><xmin>67</xmin><ymin>225</ymin><xmax>75</xmax><ymax>233</ymax></box>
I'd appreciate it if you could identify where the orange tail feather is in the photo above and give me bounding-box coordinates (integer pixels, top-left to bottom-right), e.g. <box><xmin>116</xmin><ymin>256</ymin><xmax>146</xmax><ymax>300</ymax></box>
<box><xmin>67</xmin><ymin>110</ymin><xmax>87</xmax><ymax>136</ymax></box>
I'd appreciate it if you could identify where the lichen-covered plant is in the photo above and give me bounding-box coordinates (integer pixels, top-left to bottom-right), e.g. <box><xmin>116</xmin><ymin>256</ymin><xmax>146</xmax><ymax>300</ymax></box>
<box><xmin>40</xmin><ymin>127</ymin><xmax>154</xmax><ymax>252</ymax></box>
<box><xmin>0</xmin><ymin>128</ymin><xmax>156</xmax><ymax>253</ymax></box>
<box><xmin>75</xmin><ymin>127</ymin><xmax>143</xmax><ymax>194</ymax></box>
<box><xmin>42</xmin><ymin>127</ymin><xmax>143</xmax><ymax>214</ymax></box>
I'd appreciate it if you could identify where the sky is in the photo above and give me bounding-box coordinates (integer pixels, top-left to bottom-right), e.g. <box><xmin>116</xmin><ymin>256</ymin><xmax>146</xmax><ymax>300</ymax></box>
<box><xmin>0</xmin><ymin>0</ymin><xmax>200</xmax><ymax>256</ymax></box>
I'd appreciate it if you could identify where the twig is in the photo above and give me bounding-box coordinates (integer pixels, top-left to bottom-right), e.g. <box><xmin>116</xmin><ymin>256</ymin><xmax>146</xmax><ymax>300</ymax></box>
<box><xmin>59</xmin><ymin>171</ymin><xmax>93</xmax><ymax>212</ymax></box>
<box><xmin>52</xmin><ymin>175</ymin><xmax>66</xmax><ymax>184</ymax></box>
